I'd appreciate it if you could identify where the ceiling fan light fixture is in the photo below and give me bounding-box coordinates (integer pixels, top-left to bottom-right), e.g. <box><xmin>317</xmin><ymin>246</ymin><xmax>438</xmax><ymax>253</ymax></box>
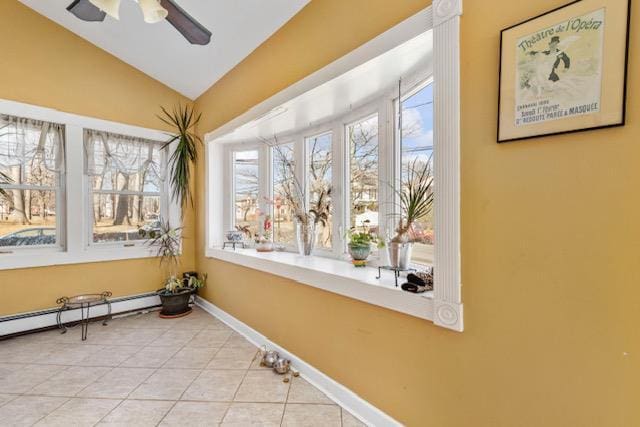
<box><xmin>88</xmin><ymin>0</ymin><xmax>120</xmax><ymax>20</ymax></box>
<box><xmin>139</xmin><ymin>0</ymin><xmax>168</xmax><ymax>24</ymax></box>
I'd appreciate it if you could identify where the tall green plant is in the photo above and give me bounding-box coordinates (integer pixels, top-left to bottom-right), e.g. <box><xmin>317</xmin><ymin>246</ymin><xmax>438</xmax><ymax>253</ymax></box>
<box><xmin>391</xmin><ymin>156</ymin><xmax>434</xmax><ymax>243</ymax></box>
<box><xmin>158</xmin><ymin>104</ymin><xmax>202</xmax><ymax>211</ymax></box>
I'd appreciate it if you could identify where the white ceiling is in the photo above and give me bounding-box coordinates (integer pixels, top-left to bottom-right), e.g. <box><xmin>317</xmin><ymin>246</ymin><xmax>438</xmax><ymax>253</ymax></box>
<box><xmin>216</xmin><ymin>31</ymin><xmax>433</xmax><ymax>144</ymax></box>
<box><xmin>19</xmin><ymin>0</ymin><xmax>310</xmax><ymax>99</ymax></box>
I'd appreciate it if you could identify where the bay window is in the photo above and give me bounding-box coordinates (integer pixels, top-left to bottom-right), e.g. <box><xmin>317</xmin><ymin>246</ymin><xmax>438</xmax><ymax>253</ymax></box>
<box><xmin>0</xmin><ymin>114</ymin><xmax>65</xmax><ymax>250</ymax></box>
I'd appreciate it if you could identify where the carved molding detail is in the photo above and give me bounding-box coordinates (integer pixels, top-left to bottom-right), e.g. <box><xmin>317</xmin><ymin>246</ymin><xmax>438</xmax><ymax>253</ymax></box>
<box><xmin>433</xmin><ymin>0</ymin><xmax>463</xmax><ymax>27</ymax></box>
<box><xmin>434</xmin><ymin>300</ymin><xmax>463</xmax><ymax>331</ymax></box>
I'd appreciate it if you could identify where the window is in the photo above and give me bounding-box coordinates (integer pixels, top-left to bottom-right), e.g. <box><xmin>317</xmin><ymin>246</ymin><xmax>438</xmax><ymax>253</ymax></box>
<box><xmin>306</xmin><ymin>132</ymin><xmax>332</xmax><ymax>249</ymax></box>
<box><xmin>347</xmin><ymin>114</ymin><xmax>379</xmax><ymax>233</ymax></box>
<box><xmin>0</xmin><ymin>114</ymin><xmax>65</xmax><ymax>249</ymax></box>
<box><xmin>84</xmin><ymin>130</ymin><xmax>165</xmax><ymax>244</ymax></box>
<box><xmin>271</xmin><ymin>143</ymin><xmax>296</xmax><ymax>245</ymax></box>
<box><xmin>233</xmin><ymin>149</ymin><xmax>260</xmax><ymax>238</ymax></box>
<box><xmin>399</xmin><ymin>82</ymin><xmax>434</xmax><ymax>264</ymax></box>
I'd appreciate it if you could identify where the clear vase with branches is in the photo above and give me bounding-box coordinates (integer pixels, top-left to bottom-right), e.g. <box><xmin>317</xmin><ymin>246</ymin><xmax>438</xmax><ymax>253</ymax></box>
<box><xmin>260</xmin><ymin>136</ymin><xmax>332</xmax><ymax>255</ymax></box>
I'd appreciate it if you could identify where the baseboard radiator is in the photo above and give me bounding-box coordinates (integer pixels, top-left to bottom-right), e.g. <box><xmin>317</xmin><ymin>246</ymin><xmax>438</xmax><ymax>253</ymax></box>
<box><xmin>0</xmin><ymin>292</ymin><xmax>161</xmax><ymax>338</ymax></box>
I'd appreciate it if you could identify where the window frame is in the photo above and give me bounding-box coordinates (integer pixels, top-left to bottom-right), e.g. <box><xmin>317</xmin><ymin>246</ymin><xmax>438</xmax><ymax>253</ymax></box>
<box><xmin>0</xmin><ymin>117</ymin><xmax>67</xmax><ymax>253</ymax></box>
<box><xmin>205</xmin><ymin>3</ymin><xmax>463</xmax><ymax>331</ymax></box>
<box><xmin>0</xmin><ymin>99</ymin><xmax>181</xmax><ymax>270</ymax></box>
<box><xmin>84</xmin><ymin>133</ymin><xmax>170</xmax><ymax>249</ymax></box>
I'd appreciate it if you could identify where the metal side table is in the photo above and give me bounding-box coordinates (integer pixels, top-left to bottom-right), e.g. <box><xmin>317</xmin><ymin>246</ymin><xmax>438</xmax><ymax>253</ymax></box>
<box><xmin>56</xmin><ymin>291</ymin><xmax>112</xmax><ymax>341</ymax></box>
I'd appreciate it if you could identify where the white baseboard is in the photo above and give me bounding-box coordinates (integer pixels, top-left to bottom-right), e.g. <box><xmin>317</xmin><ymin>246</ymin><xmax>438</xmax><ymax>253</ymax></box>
<box><xmin>0</xmin><ymin>293</ymin><xmax>161</xmax><ymax>337</ymax></box>
<box><xmin>195</xmin><ymin>296</ymin><xmax>401</xmax><ymax>427</ymax></box>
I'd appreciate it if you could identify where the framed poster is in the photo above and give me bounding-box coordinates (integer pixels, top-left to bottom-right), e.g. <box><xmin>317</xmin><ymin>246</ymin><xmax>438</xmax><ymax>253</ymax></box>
<box><xmin>498</xmin><ymin>0</ymin><xmax>631</xmax><ymax>142</ymax></box>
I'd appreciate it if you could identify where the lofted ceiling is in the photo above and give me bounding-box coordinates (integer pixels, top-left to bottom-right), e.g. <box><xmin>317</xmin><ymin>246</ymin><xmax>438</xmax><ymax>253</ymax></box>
<box><xmin>215</xmin><ymin>31</ymin><xmax>433</xmax><ymax>144</ymax></box>
<box><xmin>19</xmin><ymin>0</ymin><xmax>310</xmax><ymax>99</ymax></box>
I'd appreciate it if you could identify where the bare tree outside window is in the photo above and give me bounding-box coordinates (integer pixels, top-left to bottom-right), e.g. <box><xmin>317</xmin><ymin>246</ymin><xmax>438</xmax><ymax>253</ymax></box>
<box><xmin>348</xmin><ymin>115</ymin><xmax>379</xmax><ymax>233</ymax></box>
<box><xmin>233</xmin><ymin>150</ymin><xmax>259</xmax><ymax>238</ymax></box>
<box><xmin>307</xmin><ymin>133</ymin><xmax>332</xmax><ymax>248</ymax></box>
<box><xmin>0</xmin><ymin>117</ymin><xmax>63</xmax><ymax>247</ymax></box>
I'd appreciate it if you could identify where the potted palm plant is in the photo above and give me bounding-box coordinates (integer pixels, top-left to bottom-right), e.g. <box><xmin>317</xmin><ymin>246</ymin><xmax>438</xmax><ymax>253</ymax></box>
<box><xmin>158</xmin><ymin>104</ymin><xmax>202</xmax><ymax>211</ymax></box>
<box><xmin>389</xmin><ymin>157</ymin><xmax>434</xmax><ymax>268</ymax></box>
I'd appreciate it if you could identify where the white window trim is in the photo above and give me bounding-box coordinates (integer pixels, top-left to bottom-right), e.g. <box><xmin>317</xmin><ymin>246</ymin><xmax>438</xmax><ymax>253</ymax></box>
<box><xmin>205</xmin><ymin>2</ymin><xmax>463</xmax><ymax>331</ymax></box>
<box><xmin>0</xmin><ymin>99</ymin><xmax>182</xmax><ymax>270</ymax></box>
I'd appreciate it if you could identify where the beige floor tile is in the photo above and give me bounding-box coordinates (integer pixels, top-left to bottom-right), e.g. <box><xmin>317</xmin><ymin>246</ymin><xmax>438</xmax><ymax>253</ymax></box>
<box><xmin>164</xmin><ymin>346</ymin><xmax>219</xmax><ymax>369</ymax></box>
<box><xmin>342</xmin><ymin>408</ymin><xmax>367</xmax><ymax>426</ymax></box>
<box><xmin>111</xmin><ymin>312</ymin><xmax>171</xmax><ymax>330</ymax></box>
<box><xmin>0</xmin><ymin>396</ymin><xmax>68</xmax><ymax>426</ymax></box>
<box><xmin>32</xmin><ymin>344</ymin><xmax>105</xmax><ymax>365</ymax></box>
<box><xmin>75</xmin><ymin>345</ymin><xmax>141</xmax><ymax>367</ymax></box>
<box><xmin>129</xmin><ymin>368</ymin><xmax>201</xmax><ymax>400</ymax></box>
<box><xmin>0</xmin><ymin>363</ymin><xmax>67</xmax><ymax>394</ymax></box>
<box><xmin>281</xmin><ymin>403</ymin><xmax>342</xmax><ymax>427</ymax></box>
<box><xmin>120</xmin><ymin>345</ymin><xmax>181</xmax><ymax>368</ymax></box>
<box><xmin>207</xmin><ymin>346</ymin><xmax>259</xmax><ymax>370</ymax></box>
<box><xmin>287</xmin><ymin>378</ymin><xmax>333</xmax><ymax>404</ymax></box>
<box><xmin>222</xmin><ymin>402</ymin><xmax>285</xmax><ymax>426</ymax></box>
<box><xmin>234</xmin><ymin>370</ymin><xmax>290</xmax><ymax>403</ymax></box>
<box><xmin>182</xmin><ymin>369</ymin><xmax>246</xmax><ymax>402</ymax></box>
<box><xmin>186</xmin><ymin>329</ymin><xmax>233</xmax><ymax>348</ymax></box>
<box><xmin>107</xmin><ymin>328</ymin><xmax>167</xmax><ymax>346</ymax></box>
<box><xmin>98</xmin><ymin>399</ymin><xmax>174</xmax><ymax>426</ymax></box>
<box><xmin>160</xmin><ymin>401</ymin><xmax>229</xmax><ymax>426</ymax></box>
<box><xmin>34</xmin><ymin>398</ymin><xmax>122</xmax><ymax>427</ymax></box>
<box><xmin>27</xmin><ymin>366</ymin><xmax>110</xmax><ymax>397</ymax></box>
<box><xmin>224</xmin><ymin>333</ymin><xmax>257</xmax><ymax>350</ymax></box>
<box><xmin>148</xmin><ymin>329</ymin><xmax>199</xmax><ymax>347</ymax></box>
<box><xmin>77</xmin><ymin>367</ymin><xmax>155</xmax><ymax>399</ymax></box>
<box><xmin>0</xmin><ymin>393</ymin><xmax>18</xmax><ymax>407</ymax></box>
<box><xmin>0</xmin><ymin>342</ymin><xmax>56</xmax><ymax>363</ymax></box>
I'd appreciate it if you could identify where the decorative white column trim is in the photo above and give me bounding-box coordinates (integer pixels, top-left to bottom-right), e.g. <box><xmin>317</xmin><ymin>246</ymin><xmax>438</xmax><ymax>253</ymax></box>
<box><xmin>433</xmin><ymin>0</ymin><xmax>463</xmax><ymax>27</ymax></box>
<box><xmin>433</xmin><ymin>0</ymin><xmax>463</xmax><ymax>331</ymax></box>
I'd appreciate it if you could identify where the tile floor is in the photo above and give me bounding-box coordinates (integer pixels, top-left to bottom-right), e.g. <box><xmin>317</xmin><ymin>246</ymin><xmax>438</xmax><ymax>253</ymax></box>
<box><xmin>0</xmin><ymin>307</ymin><xmax>366</xmax><ymax>426</ymax></box>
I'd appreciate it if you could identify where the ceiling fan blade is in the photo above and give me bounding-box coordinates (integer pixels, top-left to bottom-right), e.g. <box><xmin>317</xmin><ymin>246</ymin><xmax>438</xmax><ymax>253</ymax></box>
<box><xmin>160</xmin><ymin>0</ymin><xmax>212</xmax><ymax>45</ymax></box>
<box><xmin>66</xmin><ymin>0</ymin><xmax>106</xmax><ymax>22</ymax></box>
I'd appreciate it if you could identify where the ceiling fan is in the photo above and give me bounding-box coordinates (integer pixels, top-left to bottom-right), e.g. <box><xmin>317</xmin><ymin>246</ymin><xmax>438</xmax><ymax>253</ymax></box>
<box><xmin>66</xmin><ymin>0</ymin><xmax>212</xmax><ymax>45</ymax></box>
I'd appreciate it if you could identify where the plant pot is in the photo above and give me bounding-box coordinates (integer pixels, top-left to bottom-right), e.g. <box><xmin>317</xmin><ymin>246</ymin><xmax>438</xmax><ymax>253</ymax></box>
<box><xmin>389</xmin><ymin>242</ymin><xmax>413</xmax><ymax>269</ymax></box>
<box><xmin>348</xmin><ymin>245</ymin><xmax>371</xmax><ymax>261</ymax></box>
<box><xmin>378</xmin><ymin>246</ymin><xmax>391</xmax><ymax>266</ymax></box>
<box><xmin>157</xmin><ymin>288</ymin><xmax>193</xmax><ymax>318</ymax></box>
<box><xmin>295</xmin><ymin>221</ymin><xmax>316</xmax><ymax>256</ymax></box>
<box><xmin>256</xmin><ymin>241</ymin><xmax>274</xmax><ymax>252</ymax></box>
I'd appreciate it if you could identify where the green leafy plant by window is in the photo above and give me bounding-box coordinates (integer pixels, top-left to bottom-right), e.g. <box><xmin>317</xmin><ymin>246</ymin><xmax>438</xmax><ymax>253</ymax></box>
<box><xmin>158</xmin><ymin>104</ymin><xmax>202</xmax><ymax>211</ymax></box>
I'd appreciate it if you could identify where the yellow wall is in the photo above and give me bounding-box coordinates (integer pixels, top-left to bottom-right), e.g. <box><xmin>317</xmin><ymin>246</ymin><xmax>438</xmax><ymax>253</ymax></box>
<box><xmin>0</xmin><ymin>1</ymin><xmax>194</xmax><ymax>315</ymax></box>
<box><xmin>194</xmin><ymin>0</ymin><xmax>639</xmax><ymax>426</ymax></box>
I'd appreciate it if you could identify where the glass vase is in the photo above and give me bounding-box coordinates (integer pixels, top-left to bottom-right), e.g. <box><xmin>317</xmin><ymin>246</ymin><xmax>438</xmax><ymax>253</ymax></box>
<box><xmin>295</xmin><ymin>221</ymin><xmax>316</xmax><ymax>256</ymax></box>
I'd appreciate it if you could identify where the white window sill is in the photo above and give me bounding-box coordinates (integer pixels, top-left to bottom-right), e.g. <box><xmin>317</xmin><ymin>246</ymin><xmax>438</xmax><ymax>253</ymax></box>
<box><xmin>0</xmin><ymin>245</ymin><xmax>159</xmax><ymax>270</ymax></box>
<box><xmin>205</xmin><ymin>247</ymin><xmax>434</xmax><ymax>321</ymax></box>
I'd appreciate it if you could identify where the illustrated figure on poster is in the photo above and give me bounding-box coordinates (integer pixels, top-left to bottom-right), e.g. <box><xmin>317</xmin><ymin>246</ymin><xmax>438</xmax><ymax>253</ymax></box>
<box><xmin>525</xmin><ymin>35</ymin><xmax>577</xmax><ymax>97</ymax></box>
